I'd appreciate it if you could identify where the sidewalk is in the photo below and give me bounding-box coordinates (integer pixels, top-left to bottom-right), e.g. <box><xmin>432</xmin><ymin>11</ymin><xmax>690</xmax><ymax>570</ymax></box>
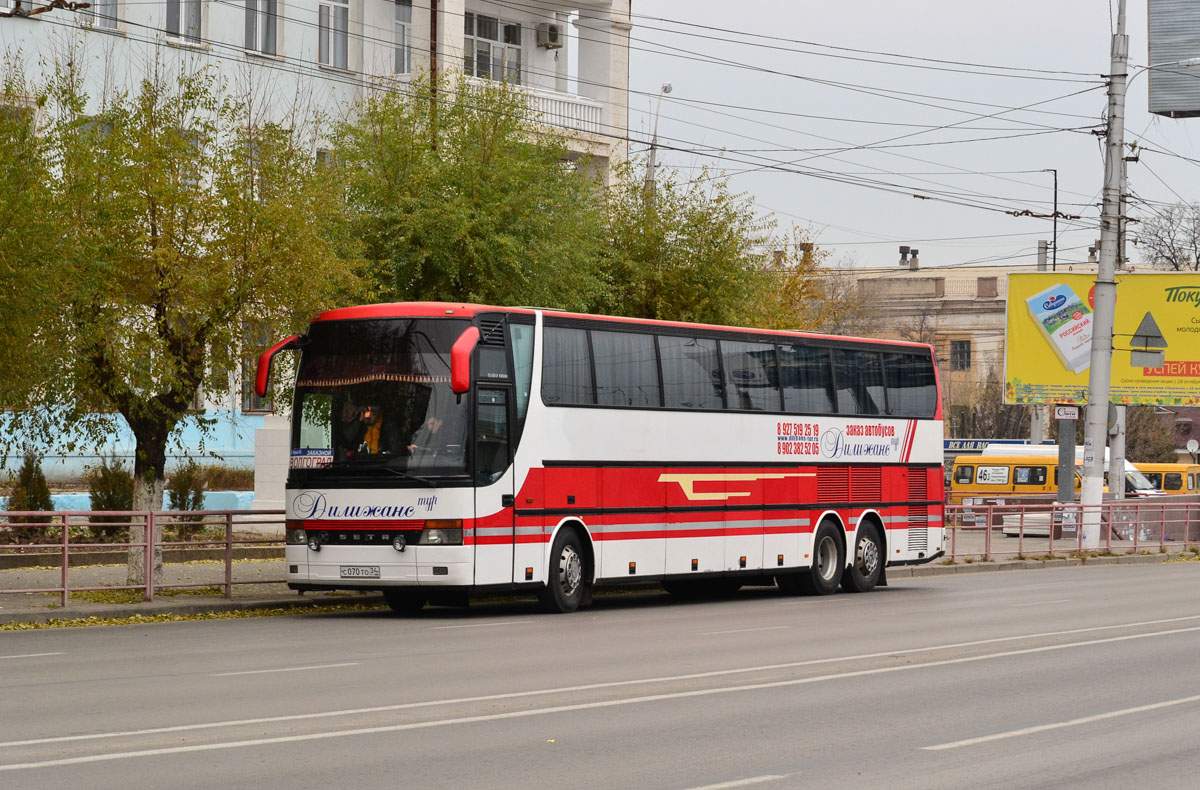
<box><xmin>1</xmin><ymin>550</ymin><xmax>1191</xmax><ymax>626</ymax></box>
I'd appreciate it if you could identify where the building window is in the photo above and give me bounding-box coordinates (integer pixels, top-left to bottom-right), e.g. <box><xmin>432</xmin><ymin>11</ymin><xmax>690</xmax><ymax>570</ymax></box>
<box><xmin>464</xmin><ymin>12</ymin><xmax>522</xmax><ymax>83</ymax></box>
<box><xmin>950</xmin><ymin>340</ymin><xmax>972</xmax><ymax>371</ymax></box>
<box><xmin>84</xmin><ymin>0</ymin><xmax>119</xmax><ymax>29</ymax></box>
<box><xmin>394</xmin><ymin>0</ymin><xmax>412</xmax><ymax>74</ymax></box>
<box><xmin>245</xmin><ymin>0</ymin><xmax>277</xmax><ymax>55</ymax></box>
<box><xmin>319</xmin><ymin>0</ymin><xmax>349</xmax><ymax>69</ymax></box>
<box><xmin>166</xmin><ymin>0</ymin><xmax>202</xmax><ymax>43</ymax></box>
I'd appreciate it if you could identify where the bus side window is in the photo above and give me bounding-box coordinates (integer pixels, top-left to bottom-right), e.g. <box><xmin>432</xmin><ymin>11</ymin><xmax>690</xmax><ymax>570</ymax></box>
<box><xmin>954</xmin><ymin>465</ymin><xmax>973</xmax><ymax>485</ymax></box>
<box><xmin>1165</xmin><ymin>473</ymin><xmax>1183</xmax><ymax>491</ymax></box>
<box><xmin>1190</xmin><ymin>474</ymin><xmax>1196</xmax><ymax>491</ymax></box>
<box><xmin>1014</xmin><ymin>466</ymin><xmax>1047</xmax><ymax>486</ymax></box>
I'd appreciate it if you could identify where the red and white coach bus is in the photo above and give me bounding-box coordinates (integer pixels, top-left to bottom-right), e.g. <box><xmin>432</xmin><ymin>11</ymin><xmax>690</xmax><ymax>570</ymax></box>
<box><xmin>256</xmin><ymin>302</ymin><xmax>945</xmax><ymax>614</ymax></box>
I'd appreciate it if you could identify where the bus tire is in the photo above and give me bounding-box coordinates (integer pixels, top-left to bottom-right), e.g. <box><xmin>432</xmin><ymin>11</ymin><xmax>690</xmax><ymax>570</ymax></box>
<box><xmin>841</xmin><ymin>521</ymin><xmax>884</xmax><ymax>593</ymax></box>
<box><xmin>383</xmin><ymin>588</ymin><xmax>426</xmax><ymax>614</ymax></box>
<box><xmin>539</xmin><ymin>528</ymin><xmax>585</xmax><ymax>613</ymax></box>
<box><xmin>798</xmin><ymin>520</ymin><xmax>845</xmax><ymax>595</ymax></box>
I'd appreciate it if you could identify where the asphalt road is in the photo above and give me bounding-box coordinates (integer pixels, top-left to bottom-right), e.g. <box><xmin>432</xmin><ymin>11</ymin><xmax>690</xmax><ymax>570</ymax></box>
<box><xmin>2</xmin><ymin>562</ymin><xmax>1200</xmax><ymax>790</ymax></box>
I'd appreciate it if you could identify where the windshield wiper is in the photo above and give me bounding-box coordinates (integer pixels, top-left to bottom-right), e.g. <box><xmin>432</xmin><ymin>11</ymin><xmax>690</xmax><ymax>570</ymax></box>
<box><xmin>380</xmin><ymin>462</ymin><xmax>437</xmax><ymax>486</ymax></box>
<box><xmin>315</xmin><ymin>459</ymin><xmax>437</xmax><ymax>486</ymax></box>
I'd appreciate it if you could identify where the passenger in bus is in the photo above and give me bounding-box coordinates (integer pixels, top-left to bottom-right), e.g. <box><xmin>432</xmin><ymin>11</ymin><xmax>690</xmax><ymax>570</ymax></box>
<box><xmin>341</xmin><ymin>397</ymin><xmax>388</xmax><ymax>455</ymax></box>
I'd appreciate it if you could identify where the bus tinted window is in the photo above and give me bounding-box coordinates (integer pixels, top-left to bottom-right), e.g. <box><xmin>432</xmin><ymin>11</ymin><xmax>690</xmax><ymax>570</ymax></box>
<box><xmin>659</xmin><ymin>335</ymin><xmax>723</xmax><ymax>409</ymax></box>
<box><xmin>721</xmin><ymin>340</ymin><xmax>779</xmax><ymax>411</ymax></box>
<box><xmin>1165</xmin><ymin>473</ymin><xmax>1183</xmax><ymax>490</ymax></box>
<box><xmin>542</xmin><ymin>327</ymin><xmax>593</xmax><ymax>405</ymax></box>
<box><xmin>779</xmin><ymin>344</ymin><xmax>834</xmax><ymax>414</ymax></box>
<box><xmin>592</xmin><ymin>330</ymin><xmax>661</xmax><ymax>407</ymax></box>
<box><xmin>883</xmin><ymin>352</ymin><xmax>937</xmax><ymax>418</ymax></box>
<box><xmin>833</xmin><ymin>349</ymin><xmax>885</xmax><ymax>415</ymax></box>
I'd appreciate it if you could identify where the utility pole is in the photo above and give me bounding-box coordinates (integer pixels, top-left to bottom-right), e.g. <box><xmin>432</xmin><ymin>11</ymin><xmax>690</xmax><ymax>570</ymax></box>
<box><xmin>1080</xmin><ymin>0</ymin><xmax>1127</xmax><ymax>548</ymax></box>
<box><xmin>1031</xmin><ymin>241</ymin><xmax>1048</xmax><ymax>444</ymax></box>
<box><xmin>1042</xmin><ymin>169</ymin><xmax>1058</xmax><ymax>270</ymax></box>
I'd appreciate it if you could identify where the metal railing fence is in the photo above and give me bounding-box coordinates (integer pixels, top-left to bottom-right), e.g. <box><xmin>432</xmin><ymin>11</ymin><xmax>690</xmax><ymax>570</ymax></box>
<box><xmin>0</xmin><ymin>510</ymin><xmax>286</xmax><ymax>607</ymax></box>
<box><xmin>944</xmin><ymin>501</ymin><xmax>1200</xmax><ymax>561</ymax></box>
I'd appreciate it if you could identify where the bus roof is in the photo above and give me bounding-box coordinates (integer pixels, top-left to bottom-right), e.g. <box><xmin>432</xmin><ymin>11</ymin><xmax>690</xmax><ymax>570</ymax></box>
<box><xmin>309</xmin><ymin>302</ymin><xmax>935</xmax><ymax>353</ymax></box>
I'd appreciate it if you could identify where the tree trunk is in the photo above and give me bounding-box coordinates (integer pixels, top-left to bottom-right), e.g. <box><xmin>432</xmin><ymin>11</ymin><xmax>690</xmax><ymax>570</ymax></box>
<box><xmin>126</xmin><ymin>427</ymin><xmax>168</xmax><ymax>587</ymax></box>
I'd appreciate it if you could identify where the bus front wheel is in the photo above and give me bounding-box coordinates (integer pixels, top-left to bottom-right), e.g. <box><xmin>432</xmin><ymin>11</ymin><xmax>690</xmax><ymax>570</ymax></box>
<box><xmin>539</xmin><ymin>529</ymin><xmax>585</xmax><ymax>613</ymax></box>
<box><xmin>798</xmin><ymin>520</ymin><xmax>845</xmax><ymax>595</ymax></box>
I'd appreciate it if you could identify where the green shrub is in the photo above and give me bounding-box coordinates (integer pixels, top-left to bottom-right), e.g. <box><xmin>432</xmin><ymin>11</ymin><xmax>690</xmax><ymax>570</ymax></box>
<box><xmin>86</xmin><ymin>452</ymin><xmax>134</xmax><ymax>542</ymax></box>
<box><xmin>4</xmin><ymin>451</ymin><xmax>54</xmax><ymax>542</ymax></box>
<box><xmin>197</xmin><ymin>464</ymin><xmax>254</xmax><ymax>491</ymax></box>
<box><xmin>167</xmin><ymin>459</ymin><xmax>206</xmax><ymax>540</ymax></box>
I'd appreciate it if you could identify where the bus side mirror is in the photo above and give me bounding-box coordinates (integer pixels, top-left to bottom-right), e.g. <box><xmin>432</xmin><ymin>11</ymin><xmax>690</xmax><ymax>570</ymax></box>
<box><xmin>255</xmin><ymin>335</ymin><xmax>300</xmax><ymax>398</ymax></box>
<box><xmin>451</xmin><ymin>326</ymin><xmax>481</xmax><ymax>394</ymax></box>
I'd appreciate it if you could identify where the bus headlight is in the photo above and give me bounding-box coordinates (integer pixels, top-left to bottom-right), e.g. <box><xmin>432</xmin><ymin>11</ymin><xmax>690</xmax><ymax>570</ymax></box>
<box><xmin>419</xmin><ymin>520</ymin><xmax>463</xmax><ymax>545</ymax></box>
<box><xmin>307</xmin><ymin>532</ymin><xmax>326</xmax><ymax>552</ymax></box>
<box><xmin>392</xmin><ymin>534</ymin><xmax>407</xmax><ymax>552</ymax></box>
<box><xmin>286</xmin><ymin>528</ymin><xmax>308</xmax><ymax>545</ymax></box>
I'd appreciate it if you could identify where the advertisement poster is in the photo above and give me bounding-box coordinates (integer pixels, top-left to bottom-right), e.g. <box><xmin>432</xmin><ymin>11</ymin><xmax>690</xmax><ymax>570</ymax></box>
<box><xmin>1005</xmin><ymin>272</ymin><xmax>1200</xmax><ymax>405</ymax></box>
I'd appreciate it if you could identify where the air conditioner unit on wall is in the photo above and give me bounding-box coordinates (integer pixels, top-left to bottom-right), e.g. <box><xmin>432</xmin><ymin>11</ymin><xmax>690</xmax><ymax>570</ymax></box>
<box><xmin>536</xmin><ymin>22</ymin><xmax>564</xmax><ymax>49</ymax></box>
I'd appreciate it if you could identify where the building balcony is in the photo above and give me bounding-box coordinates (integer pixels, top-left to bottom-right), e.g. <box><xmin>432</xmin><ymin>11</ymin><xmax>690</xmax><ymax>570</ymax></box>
<box><xmin>465</xmin><ymin>76</ymin><xmax>605</xmax><ymax>136</ymax></box>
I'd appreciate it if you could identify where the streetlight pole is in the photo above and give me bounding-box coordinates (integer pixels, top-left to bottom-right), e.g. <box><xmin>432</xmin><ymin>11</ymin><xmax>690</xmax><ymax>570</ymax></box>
<box><xmin>644</xmin><ymin>82</ymin><xmax>672</xmax><ymax>201</ymax></box>
<box><xmin>1078</xmin><ymin>2</ymin><xmax>1200</xmax><ymax>545</ymax></box>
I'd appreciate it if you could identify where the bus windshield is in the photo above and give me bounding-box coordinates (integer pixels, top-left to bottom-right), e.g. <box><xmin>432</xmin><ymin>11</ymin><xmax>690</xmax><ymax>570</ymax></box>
<box><xmin>290</xmin><ymin>318</ymin><xmax>472</xmax><ymax>479</ymax></box>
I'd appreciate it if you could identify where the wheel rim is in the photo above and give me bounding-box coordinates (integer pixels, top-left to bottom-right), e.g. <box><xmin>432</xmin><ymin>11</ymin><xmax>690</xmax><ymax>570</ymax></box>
<box><xmin>857</xmin><ymin>533</ymin><xmax>880</xmax><ymax>576</ymax></box>
<box><xmin>558</xmin><ymin>544</ymin><xmax>583</xmax><ymax>597</ymax></box>
<box><xmin>815</xmin><ymin>534</ymin><xmax>838</xmax><ymax>581</ymax></box>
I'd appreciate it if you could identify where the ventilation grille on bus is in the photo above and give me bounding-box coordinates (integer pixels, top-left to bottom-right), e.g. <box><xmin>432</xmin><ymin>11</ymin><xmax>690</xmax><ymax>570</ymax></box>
<box><xmin>817</xmin><ymin>467</ymin><xmax>849</xmax><ymax>503</ymax></box>
<box><xmin>908</xmin><ymin>467</ymin><xmax>928</xmax><ymax>501</ymax></box>
<box><xmin>851</xmin><ymin>467</ymin><xmax>882</xmax><ymax>502</ymax></box>
<box><xmin>906</xmin><ymin>467</ymin><xmax>929</xmax><ymax>551</ymax></box>
<box><xmin>478</xmin><ymin>317</ymin><xmax>506</xmax><ymax>346</ymax></box>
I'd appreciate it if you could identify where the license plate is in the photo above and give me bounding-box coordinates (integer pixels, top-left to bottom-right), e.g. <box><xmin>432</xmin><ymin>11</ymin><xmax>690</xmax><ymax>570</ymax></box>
<box><xmin>339</xmin><ymin>565</ymin><xmax>381</xmax><ymax>579</ymax></box>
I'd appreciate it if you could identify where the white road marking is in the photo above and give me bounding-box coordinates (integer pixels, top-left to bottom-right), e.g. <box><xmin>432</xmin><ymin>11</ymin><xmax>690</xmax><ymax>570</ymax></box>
<box><xmin>0</xmin><ymin>653</ymin><xmax>64</xmax><ymax>660</ymax></box>
<box><xmin>5</xmin><ymin>613</ymin><xmax>1200</xmax><ymax>752</ymax></box>
<box><xmin>4</xmin><ymin>623</ymin><xmax>1200</xmax><ymax>771</ymax></box>
<box><xmin>431</xmin><ymin>621</ymin><xmax>528</xmax><ymax>630</ymax></box>
<box><xmin>700</xmin><ymin>626</ymin><xmax>790</xmax><ymax>636</ymax></box>
<box><xmin>684</xmin><ymin>775</ymin><xmax>790</xmax><ymax>790</ymax></box>
<box><xmin>211</xmin><ymin>662</ymin><xmax>358</xmax><ymax>677</ymax></box>
<box><xmin>1009</xmin><ymin>599</ymin><xmax>1072</xmax><ymax>607</ymax></box>
<box><xmin>923</xmin><ymin>693</ymin><xmax>1200</xmax><ymax>751</ymax></box>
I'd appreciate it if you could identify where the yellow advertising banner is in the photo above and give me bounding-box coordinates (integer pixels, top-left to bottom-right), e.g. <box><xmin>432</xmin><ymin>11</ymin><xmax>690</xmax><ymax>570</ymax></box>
<box><xmin>1005</xmin><ymin>272</ymin><xmax>1200</xmax><ymax>405</ymax></box>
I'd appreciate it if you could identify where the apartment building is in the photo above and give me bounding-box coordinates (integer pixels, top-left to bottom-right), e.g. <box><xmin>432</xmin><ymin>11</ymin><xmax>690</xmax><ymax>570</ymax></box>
<box><xmin>2</xmin><ymin>0</ymin><xmax>630</xmax><ymax>172</ymax></box>
<box><xmin>0</xmin><ymin>0</ymin><xmax>632</xmax><ymax>498</ymax></box>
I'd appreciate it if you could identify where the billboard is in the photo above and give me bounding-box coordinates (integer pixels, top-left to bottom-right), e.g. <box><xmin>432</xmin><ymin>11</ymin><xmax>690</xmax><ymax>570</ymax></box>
<box><xmin>1005</xmin><ymin>272</ymin><xmax>1200</xmax><ymax>405</ymax></box>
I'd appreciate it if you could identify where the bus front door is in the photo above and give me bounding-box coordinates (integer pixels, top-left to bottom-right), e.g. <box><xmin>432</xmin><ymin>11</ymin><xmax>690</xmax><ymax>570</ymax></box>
<box><xmin>473</xmin><ymin>388</ymin><xmax>515</xmax><ymax>587</ymax></box>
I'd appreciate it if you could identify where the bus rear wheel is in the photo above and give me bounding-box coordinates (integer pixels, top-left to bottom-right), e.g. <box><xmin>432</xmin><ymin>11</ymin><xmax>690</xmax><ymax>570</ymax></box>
<box><xmin>539</xmin><ymin>528</ymin><xmax>585</xmax><ymax>613</ymax></box>
<box><xmin>798</xmin><ymin>520</ymin><xmax>845</xmax><ymax>595</ymax></box>
<box><xmin>383</xmin><ymin>588</ymin><xmax>426</xmax><ymax>614</ymax></box>
<box><xmin>841</xmin><ymin>522</ymin><xmax>883</xmax><ymax>593</ymax></box>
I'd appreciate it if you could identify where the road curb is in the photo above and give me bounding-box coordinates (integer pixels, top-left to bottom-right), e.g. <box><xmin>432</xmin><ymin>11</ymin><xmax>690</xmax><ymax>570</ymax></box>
<box><xmin>0</xmin><ymin>593</ymin><xmax>385</xmax><ymax>626</ymax></box>
<box><xmin>1</xmin><ymin>553</ymin><xmax>1192</xmax><ymax>627</ymax></box>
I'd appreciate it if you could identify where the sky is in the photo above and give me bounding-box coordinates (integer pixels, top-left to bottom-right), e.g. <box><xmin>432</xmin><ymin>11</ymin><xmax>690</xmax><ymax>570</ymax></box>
<box><xmin>622</xmin><ymin>0</ymin><xmax>1200</xmax><ymax>270</ymax></box>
